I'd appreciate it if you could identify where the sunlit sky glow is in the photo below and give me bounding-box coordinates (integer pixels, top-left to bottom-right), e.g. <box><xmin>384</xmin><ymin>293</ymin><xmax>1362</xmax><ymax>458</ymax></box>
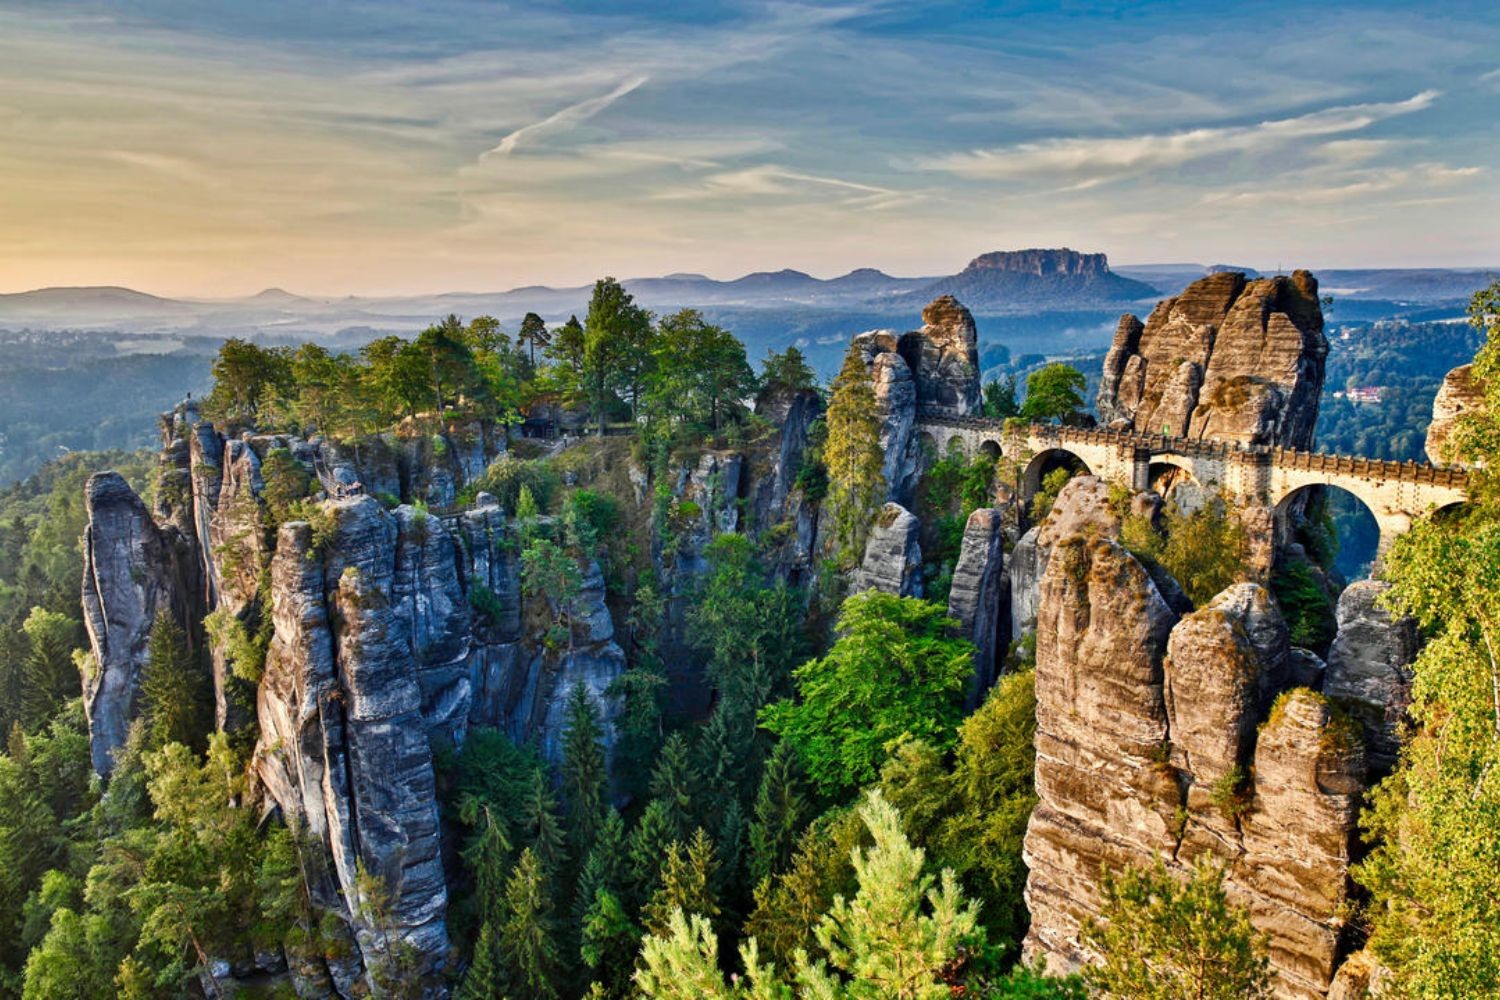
<box><xmin>2</xmin><ymin>0</ymin><xmax>1498</xmax><ymax>296</ymax></box>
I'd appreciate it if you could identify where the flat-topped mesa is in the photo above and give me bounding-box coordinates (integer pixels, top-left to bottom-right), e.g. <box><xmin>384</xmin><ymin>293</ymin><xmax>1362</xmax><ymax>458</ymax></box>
<box><xmin>1098</xmin><ymin>270</ymin><xmax>1327</xmax><ymax>449</ymax></box>
<box><xmin>966</xmin><ymin>248</ymin><xmax>1111</xmax><ymax>277</ymax></box>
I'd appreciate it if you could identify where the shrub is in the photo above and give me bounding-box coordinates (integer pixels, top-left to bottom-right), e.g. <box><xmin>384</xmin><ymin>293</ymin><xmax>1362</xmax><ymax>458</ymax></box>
<box><xmin>1030</xmin><ymin>466</ymin><xmax>1075</xmax><ymax>521</ymax></box>
<box><xmin>471</xmin><ymin>456</ymin><xmax>560</xmax><ymax>515</ymax></box>
<box><xmin>1120</xmin><ymin>497</ymin><xmax>1248</xmax><ymax>607</ymax></box>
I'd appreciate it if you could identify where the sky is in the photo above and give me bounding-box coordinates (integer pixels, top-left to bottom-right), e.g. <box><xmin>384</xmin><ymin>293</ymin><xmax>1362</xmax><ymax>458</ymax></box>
<box><xmin>1</xmin><ymin>0</ymin><xmax>1498</xmax><ymax>297</ymax></box>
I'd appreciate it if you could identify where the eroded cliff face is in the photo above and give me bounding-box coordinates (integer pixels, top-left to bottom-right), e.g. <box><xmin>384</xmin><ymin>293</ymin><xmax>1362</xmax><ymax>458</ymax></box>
<box><xmin>79</xmin><ymin>402</ymin><xmax>628</xmax><ymax>989</ymax></box>
<box><xmin>1021</xmin><ymin>484</ymin><xmax>1409</xmax><ymax>998</ymax></box>
<box><xmin>1425</xmin><ymin>363</ymin><xmax>1481</xmax><ymax>467</ymax></box>
<box><xmin>849</xmin><ymin>295</ymin><xmax>984</xmax><ymax>506</ymax></box>
<box><xmin>1097</xmin><ymin>270</ymin><xmax>1327</xmax><ymax>448</ymax></box>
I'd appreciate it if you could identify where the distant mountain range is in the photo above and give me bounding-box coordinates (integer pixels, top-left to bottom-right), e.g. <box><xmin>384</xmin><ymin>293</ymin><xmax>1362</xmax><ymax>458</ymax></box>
<box><xmin>0</xmin><ymin>250</ymin><xmax>1494</xmax><ymax>342</ymax></box>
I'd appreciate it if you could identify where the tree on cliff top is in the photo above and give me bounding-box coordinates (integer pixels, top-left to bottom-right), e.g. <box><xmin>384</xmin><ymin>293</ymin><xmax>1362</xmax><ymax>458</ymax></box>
<box><xmin>1019</xmin><ymin>363</ymin><xmax>1086</xmax><ymax>424</ymax></box>
<box><xmin>824</xmin><ymin>347</ymin><xmax>885</xmax><ymax>564</ymax></box>
<box><xmin>1357</xmin><ymin>279</ymin><xmax>1500</xmax><ymax>994</ymax></box>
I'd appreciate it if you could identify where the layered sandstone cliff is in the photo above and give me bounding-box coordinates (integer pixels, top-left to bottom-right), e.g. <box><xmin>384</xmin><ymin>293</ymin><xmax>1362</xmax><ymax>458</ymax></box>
<box><xmin>1022</xmin><ymin>484</ymin><xmax>1409</xmax><ymax>998</ymax></box>
<box><xmin>1097</xmin><ymin>270</ymin><xmax>1327</xmax><ymax>448</ymax></box>
<box><xmin>1425</xmin><ymin>363</ymin><xmax>1481</xmax><ymax>467</ymax></box>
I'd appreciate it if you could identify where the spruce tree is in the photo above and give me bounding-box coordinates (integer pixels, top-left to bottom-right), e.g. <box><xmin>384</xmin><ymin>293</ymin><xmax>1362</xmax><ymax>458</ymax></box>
<box><xmin>140</xmin><ymin>612</ymin><xmax>209</xmax><ymax>751</ymax></box>
<box><xmin>580</xmin><ymin>889</ymin><xmax>640</xmax><ymax>999</ymax></box>
<box><xmin>561</xmin><ymin>683</ymin><xmax>607</xmax><ymax>865</ymax></box>
<box><xmin>628</xmin><ymin>799</ymin><xmax>677</xmax><ymax>908</ymax></box>
<box><xmin>573</xmin><ymin>809</ymin><xmax>627</xmax><ymax>936</ymax></box>
<box><xmin>500</xmin><ymin>847</ymin><xmax>561</xmax><ymax>999</ymax></box>
<box><xmin>519</xmin><ymin>767</ymin><xmax>566</xmax><ymax>875</ymax></box>
<box><xmin>459</xmin><ymin>917</ymin><xmax>504</xmax><ymax>999</ymax></box>
<box><xmin>642</xmin><ymin>828</ymin><xmax>719</xmax><ymax>937</ymax></box>
<box><xmin>748</xmin><ymin>741</ymin><xmax>809</xmax><ymax>886</ymax></box>
<box><xmin>824</xmin><ymin>345</ymin><xmax>885</xmax><ymax>563</ymax></box>
<box><xmin>649</xmin><ymin>732</ymin><xmax>700</xmax><ymax>844</ymax></box>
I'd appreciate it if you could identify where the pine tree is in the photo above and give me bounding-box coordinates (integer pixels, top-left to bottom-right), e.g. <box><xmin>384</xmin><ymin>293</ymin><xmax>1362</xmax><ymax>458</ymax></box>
<box><xmin>649</xmin><ymin>732</ymin><xmax>700</xmax><ymax>844</ymax></box>
<box><xmin>140</xmin><ymin>612</ymin><xmax>209</xmax><ymax>751</ymax></box>
<box><xmin>500</xmin><ymin>847</ymin><xmax>561</xmax><ymax>999</ymax></box>
<box><xmin>823</xmin><ymin>345</ymin><xmax>885</xmax><ymax>563</ymax></box>
<box><xmin>642</xmin><ymin>828</ymin><xmax>719</xmax><ymax>937</ymax></box>
<box><xmin>748</xmin><ymin>741</ymin><xmax>809</xmax><ymax>886</ymax></box>
<box><xmin>628</xmin><ymin>799</ymin><xmax>677</xmax><ymax>908</ymax></box>
<box><xmin>459</xmin><ymin>917</ymin><xmax>504</xmax><ymax>999</ymax></box>
<box><xmin>519</xmin><ymin>767</ymin><xmax>566</xmax><ymax>875</ymax></box>
<box><xmin>18</xmin><ymin>607</ymin><xmax>78</xmax><ymax>730</ymax></box>
<box><xmin>580</xmin><ymin>888</ymin><xmax>641</xmax><ymax>999</ymax></box>
<box><xmin>561</xmin><ymin>683</ymin><xmax>607</xmax><ymax>865</ymax></box>
<box><xmin>573</xmin><ymin>809</ymin><xmax>627</xmax><ymax>936</ymax></box>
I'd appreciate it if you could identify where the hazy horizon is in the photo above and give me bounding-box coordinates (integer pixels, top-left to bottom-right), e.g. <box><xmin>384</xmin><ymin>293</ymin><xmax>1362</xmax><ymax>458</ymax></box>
<box><xmin>4</xmin><ymin>1</ymin><xmax>1498</xmax><ymax>298</ymax></box>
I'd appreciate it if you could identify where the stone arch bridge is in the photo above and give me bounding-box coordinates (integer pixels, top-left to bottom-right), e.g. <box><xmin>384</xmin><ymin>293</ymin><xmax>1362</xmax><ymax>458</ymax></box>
<box><xmin>917</xmin><ymin>407</ymin><xmax>1469</xmax><ymax>557</ymax></box>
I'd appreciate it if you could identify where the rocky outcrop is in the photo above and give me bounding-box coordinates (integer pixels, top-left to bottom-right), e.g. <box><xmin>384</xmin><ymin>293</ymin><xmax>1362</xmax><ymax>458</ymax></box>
<box><xmin>947</xmin><ymin>507</ymin><xmax>1006</xmax><ymax>703</ymax></box>
<box><xmin>748</xmin><ymin>388</ymin><xmax>823</xmax><ymax>533</ymax></box>
<box><xmin>1007</xmin><ymin>476</ymin><xmax>1122</xmax><ymax>645</ymax></box>
<box><xmin>255</xmin><ymin>502</ymin><xmax>449</xmax><ymax>986</ymax></box>
<box><xmin>896</xmin><ymin>296</ymin><xmax>981</xmax><ymax>414</ymax></box>
<box><xmin>1425</xmin><ymin>363</ymin><xmax>1480</xmax><ymax>467</ymax></box>
<box><xmin>1023</xmin><ymin>485</ymin><xmax>1372</xmax><ymax>997</ymax></box>
<box><xmin>1097</xmin><ymin>270</ymin><xmax>1327</xmax><ymax>448</ymax></box>
<box><xmin>854</xmin><ymin>503</ymin><xmax>922</xmax><ymax>597</ymax></box>
<box><xmin>1324</xmin><ymin>580</ymin><xmax>1418</xmax><ymax>775</ymax></box>
<box><xmin>849</xmin><ymin>296</ymin><xmax>984</xmax><ymax>505</ymax></box>
<box><xmin>79</xmin><ymin>472</ymin><xmax>198</xmax><ymax>774</ymax></box>
<box><xmin>911</xmin><ymin>249</ymin><xmax>1157</xmax><ymax>309</ymax></box>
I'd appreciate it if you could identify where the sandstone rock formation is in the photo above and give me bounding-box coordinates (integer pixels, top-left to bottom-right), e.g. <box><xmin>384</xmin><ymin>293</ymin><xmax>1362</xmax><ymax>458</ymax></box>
<box><xmin>1324</xmin><ymin>580</ymin><xmax>1418</xmax><ymax>775</ymax></box>
<box><xmin>947</xmin><ymin>507</ymin><xmax>1006</xmax><ymax>704</ymax></box>
<box><xmin>1007</xmin><ymin>476</ymin><xmax>1122</xmax><ymax>645</ymax></box>
<box><xmin>854</xmin><ymin>502</ymin><xmax>923</xmax><ymax>597</ymax></box>
<box><xmin>1023</xmin><ymin>483</ymin><xmax>1376</xmax><ymax>998</ymax></box>
<box><xmin>80</xmin><ymin>471</ymin><xmax>197</xmax><ymax>774</ymax></box>
<box><xmin>897</xmin><ymin>296</ymin><xmax>980</xmax><ymax>414</ymax></box>
<box><xmin>911</xmin><ymin>249</ymin><xmax>1157</xmax><ymax>309</ymax></box>
<box><xmin>1097</xmin><ymin>270</ymin><xmax>1327</xmax><ymax>448</ymax></box>
<box><xmin>1425</xmin><ymin>363</ymin><xmax>1480</xmax><ymax>467</ymax></box>
<box><xmin>849</xmin><ymin>296</ymin><xmax>984</xmax><ymax>505</ymax></box>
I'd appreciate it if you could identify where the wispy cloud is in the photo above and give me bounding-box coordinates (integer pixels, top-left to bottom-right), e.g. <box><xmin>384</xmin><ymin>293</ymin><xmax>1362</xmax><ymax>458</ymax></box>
<box><xmin>482</xmin><ymin>75</ymin><xmax>649</xmax><ymax>158</ymax></box>
<box><xmin>921</xmin><ymin>91</ymin><xmax>1441</xmax><ymax>186</ymax></box>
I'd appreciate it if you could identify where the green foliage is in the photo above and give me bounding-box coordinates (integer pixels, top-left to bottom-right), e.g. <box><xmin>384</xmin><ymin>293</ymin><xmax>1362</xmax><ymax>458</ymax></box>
<box><xmin>982</xmin><ymin>375</ymin><xmax>1020</xmax><ymax>420</ymax></box>
<box><xmin>636</xmin><ymin>790</ymin><xmax>985</xmax><ymax>1000</ymax></box>
<box><xmin>642</xmin><ymin>828</ymin><xmax>719</xmax><ymax>937</ymax></box>
<box><xmin>1019</xmin><ymin>364</ymin><xmax>1086</xmax><ymax>423</ymax></box>
<box><xmin>259</xmin><ymin>447</ymin><xmax>313</xmax><ymax>528</ymax></box>
<box><xmin>644</xmin><ymin>309</ymin><xmax>757</xmax><ymax>438</ymax></box>
<box><xmin>203</xmin><ymin>605</ymin><xmax>268</xmax><ymax>685</ymax></box>
<box><xmin>561</xmin><ymin>684</ymin><xmax>608</xmax><ymax>865</ymax></box>
<box><xmin>17</xmin><ymin>608</ymin><xmax>80</xmax><ymax>731</ymax></box>
<box><xmin>1082</xmin><ymin>856</ymin><xmax>1271</xmax><ymax>1000</ymax></box>
<box><xmin>1269</xmin><ymin>558</ymin><xmax>1336</xmax><ymax>649</ymax></box>
<box><xmin>1354</xmin><ymin>287</ymin><xmax>1500</xmax><ymax>996</ymax></box>
<box><xmin>824</xmin><ymin>346</ymin><xmax>885</xmax><ymax>564</ymax></box>
<box><xmin>139</xmin><ymin>613</ymin><xmax>210</xmax><ymax>752</ymax></box>
<box><xmin>1029</xmin><ymin>466</ymin><xmax>1074</xmax><ymax>521</ymax></box>
<box><xmin>499</xmin><ymin>847</ymin><xmax>562</xmax><ymax>999</ymax></box>
<box><xmin>1120</xmin><ymin>497</ymin><xmax>1249</xmax><ymax>608</ymax></box>
<box><xmin>467</xmin><ymin>581</ymin><xmax>504</xmax><ymax>627</ymax></box>
<box><xmin>748</xmin><ymin>741</ymin><xmax>811</xmax><ymax>888</ymax></box>
<box><xmin>760</xmin><ymin>347</ymin><xmax>820</xmax><ymax>398</ymax></box>
<box><xmin>521</xmin><ymin>537</ymin><xmax>584</xmax><ymax>651</ymax></box>
<box><xmin>583</xmin><ymin>277</ymin><xmax>654</xmax><ymax>429</ymax></box>
<box><xmin>202</xmin><ymin>338</ymin><xmax>294</xmax><ymax>430</ymax></box>
<box><xmin>473</xmin><ymin>456</ymin><xmax>561</xmax><ymax>515</ymax></box>
<box><xmin>760</xmin><ymin>591</ymin><xmax>975</xmax><ymax>798</ymax></box>
<box><xmin>1207</xmin><ymin>765</ymin><xmax>1252</xmax><ymax>821</ymax></box>
<box><xmin>879</xmin><ymin>669</ymin><xmax>1038</xmax><ymax>965</ymax></box>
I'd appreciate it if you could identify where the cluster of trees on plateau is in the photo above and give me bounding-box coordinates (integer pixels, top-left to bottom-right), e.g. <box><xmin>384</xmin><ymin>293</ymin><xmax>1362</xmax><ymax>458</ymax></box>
<box><xmin>202</xmin><ymin>278</ymin><xmax>819</xmax><ymax>452</ymax></box>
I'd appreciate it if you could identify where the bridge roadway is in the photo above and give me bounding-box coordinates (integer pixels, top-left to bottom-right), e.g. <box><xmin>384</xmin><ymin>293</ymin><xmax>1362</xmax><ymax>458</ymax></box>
<box><xmin>915</xmin><ymin>407</ymin><xmax>1470</xmax><ymax>556</ymax></box>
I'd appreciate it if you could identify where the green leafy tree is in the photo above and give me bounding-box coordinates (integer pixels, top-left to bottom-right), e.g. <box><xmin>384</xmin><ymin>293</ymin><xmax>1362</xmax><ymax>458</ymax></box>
<box><xmin>18</xmin><ymin>608</ymin><xmax>78</xmax><ymax>730</ymax></box>
<box><xmin>583</xmin><ymin>278</ymin><xmax>652</xmax><ymax>429</ymax></box>
<box><xmin>519</xmin><ymin>312</ymin><xmax>551</xmax><ymax>366</ymax></box>
<box><xmin>761</xmin><ymin>591</ymin><xmax>975</xmax><ymax>797</ymax></box>
<box><xmin>636</xmin><ymin>791</ymin><xmax>984</xmax><ymax>1000</ymax></box>
<box><xmin>649</xmin><ymin>732</ymin><xmax>701</xmax><ymax>844</ymax></box>
<box><xmin>647</xmin><ymin>309</ymin><xmax>757</xmax><ymax>434</ymax></box>
<box><xmin>361</xmin><ymin>335</ymin><xmax>433</xmax><ymax>421</ymax></box>
<box><xmin>1020</xmin><ymin>363</ymin><xmax>1086</xmax><ymax>423</ymax></box>
<box><xmin>1120</xmin><ymin>496</ymin><xmax>1249</xmax><ymax>607</ymax></box>
<box><xmin>202</xmin><ymin>339</ymin><xmax>293</xmax><ymax>429</ymax></box>
<box><xmin>1081</xmin><ymin>856</ymin><xmax>1270</xmax><ymax>1000</ymax></box>
<box><xmin>824</xmin><ymin>346</ymin><xmax>886</xmax><ymax>562</ymax></box>
<box><xmin>759</xmin><ymin>347</ymin><xmax>819</xmax><ymax>399</ymax></box>
<box><xmin>561</xmin><ymin>683</ymin><xmax>608</xmax><ymax>867</ymax></box>
<box><xmin>521</xmin><ymin>537</ymin><xmax>584</xmax><ymax>652</ymax></box>
<box><xmin>1354</xmin><ymin>281</ymin><xmax>1500</xmax><ymax>995</ymax></box>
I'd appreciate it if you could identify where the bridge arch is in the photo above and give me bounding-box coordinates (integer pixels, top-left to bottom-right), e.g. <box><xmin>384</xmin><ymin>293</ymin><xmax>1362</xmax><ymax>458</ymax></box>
<box><xmin>1022</xmin><ymin>447</ymin><xmax>1092</xmax><ymax>511</ymax></box>
<box><xmin>1147</xmin><ymin>455</ymin><xmax>1211</xmax><ymax>514</ymax></box>
<box><xmin>977</xmin><ymin>438</ymin><xmax>1002</xmax><ymax>462</ymax></box>
<box><xmin>1273</xmin><ymin>483</ymin><xmax>1382</xmax><ymax>581</ymax></box>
